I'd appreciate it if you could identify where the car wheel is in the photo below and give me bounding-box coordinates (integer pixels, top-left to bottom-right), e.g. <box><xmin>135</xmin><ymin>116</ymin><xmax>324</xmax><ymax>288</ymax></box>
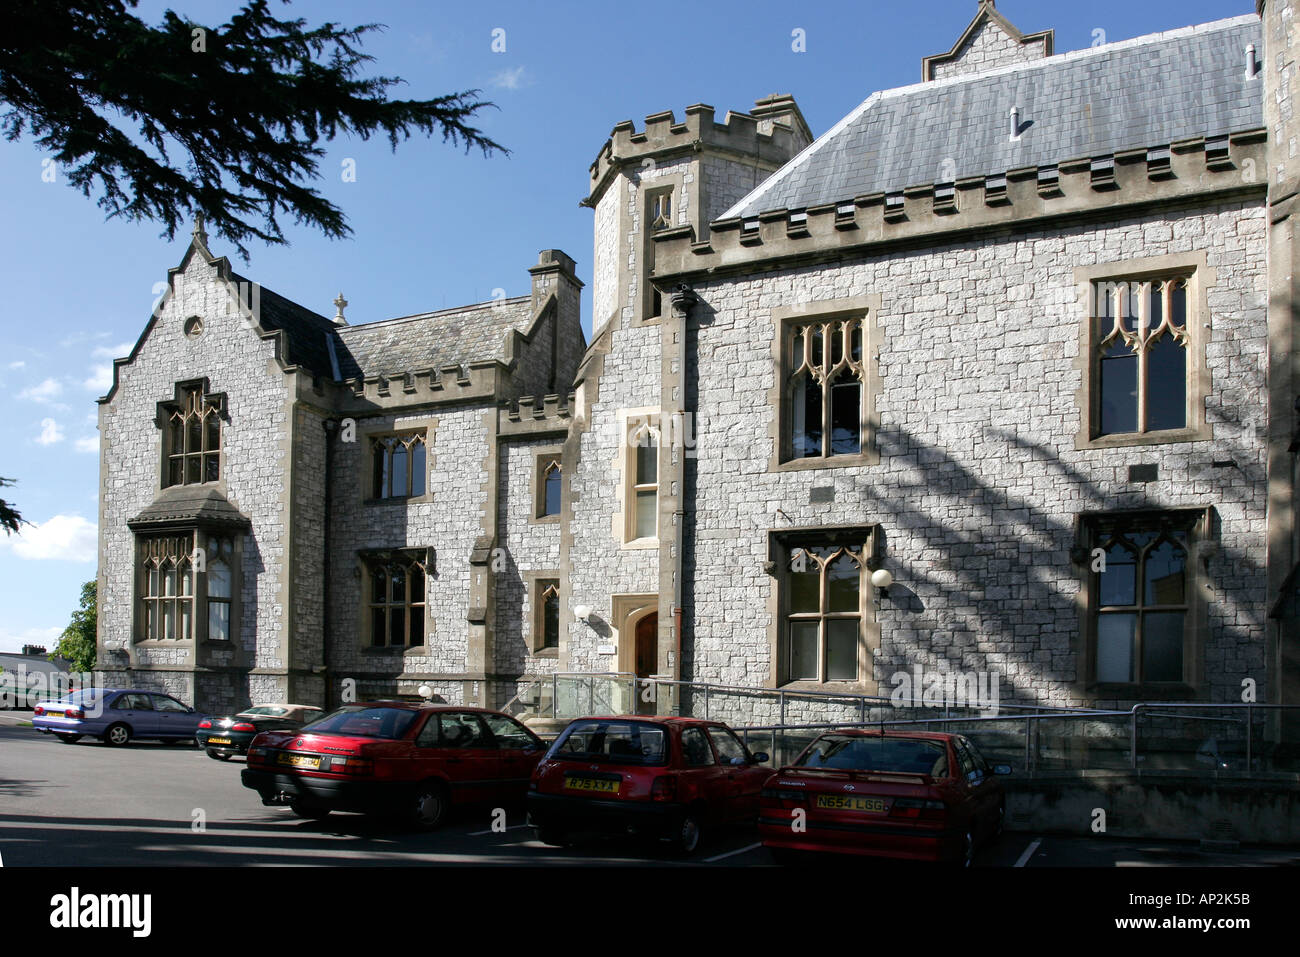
<box><xmin>409</xmin><ymin>781</ymin><xmax>448</xmax><ymax>830</ymax></box>
<box><xmin>289</xmin><ymin>800</ymin><xmax>331</xmax><ymax>820</ymax></box>
<box><xmin>956</xmin><ymin>830</ymin><xmax>975</xmax><ymax>868</ymax></box>
<box><xmin>536</xmin><ymin>827</ymin><xmax>571</xmax><ymax>847</ymax></box>
<box><xmin>992</xmin><ymin>801</ymin><xmax>1006</xmax><ymax>839</ymax></box>
<box><xmin>56</xmin><ymin>734</ymin><xmax>82</xmax><ymax>745</ymax></box>
<box><xmin>673</xmin><ymin>811</ymin><xmax>704</xmax><ymax>856</ymax></box>
<box><xmin>206</xmin><ymin>749</ymin><xmax>232</xmax><ymax>761</ymax></box>
<box><xmin>103</xmin><ymin>723</ymin><xmax>131</xmax><ymax>747</ymax></box>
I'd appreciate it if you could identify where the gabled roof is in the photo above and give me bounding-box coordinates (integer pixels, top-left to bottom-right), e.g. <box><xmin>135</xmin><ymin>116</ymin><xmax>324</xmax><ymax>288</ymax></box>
<box><xmin>921</xmin><ymin>0</ymin><xmax>1053</xmax><ymax>81</ymax></box>
<box><xmin>230</xmin><ymin>271</ymin><xmax>337</xmax><ymax>379</ymax></box>
<box><xmin>331</xmin><ymin>298</ymin><xmax>535</xmax><ymax>380</ymax></box>
<box><xmin>725</xmin><ymin>15</ymin><xmax>1262</xmax><ymax>220</ymax></box>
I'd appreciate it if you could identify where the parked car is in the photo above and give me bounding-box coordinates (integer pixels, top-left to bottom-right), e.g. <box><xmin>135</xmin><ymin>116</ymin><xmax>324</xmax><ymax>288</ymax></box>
<box><xmin>759</xmin><ymin>730</ymin><xmax>1010</xmax><ymax>866</ymax></box>
<box><xmin>32</xmin><ymin>688</ymin><xmax>208</xmax><ymax>746</ymax></box>
<box><xmin>196</xmin><ymin>704</ymin><xmax>326</xmax><ymax>760</ymax></box>
<box><xmin>526</xmin><ymin>715</ymin><xmax>771</xmax><ymax>855</ymax></box>
<box><xmin>241</xmin><ymin>702</ymin><xmax>546</xmax><ymax>827</ymax></box>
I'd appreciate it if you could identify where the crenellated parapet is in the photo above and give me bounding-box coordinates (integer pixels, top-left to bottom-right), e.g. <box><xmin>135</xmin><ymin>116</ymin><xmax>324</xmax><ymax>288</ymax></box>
<box><xmin>499</xmin><ymin>392</ymin><xmax>575</xmax><ymax>438</ymax></box>
<box><xmin>586</xmin><ymin>97</ymin><xmax>811</xmax><ymax>207</ymax></box>
<box><xmin>651</xmin><ymin>131</ymin><xmax>1268</xmax><ymax>281</ymax></box>
<box><xmin>330</xmin><ymin>360</ymin><xmax>505</xmax><ymax>414</ymax></box>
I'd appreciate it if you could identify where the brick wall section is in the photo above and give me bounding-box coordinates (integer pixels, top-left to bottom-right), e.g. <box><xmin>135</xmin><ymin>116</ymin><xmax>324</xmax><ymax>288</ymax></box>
<box><xmin>682</xmin><ymin>201</ymin><xmax>1268</xmax><ymax>712</ymax></box>
<box><xmin>98</xmin><ymin>249</ymin><xmax>292</xmax><ymax>711</ymax></box>
<box><xmin>930</xmin><ymin>19</ymin><xmax>1048</xmax><ymax>82</ymax></box>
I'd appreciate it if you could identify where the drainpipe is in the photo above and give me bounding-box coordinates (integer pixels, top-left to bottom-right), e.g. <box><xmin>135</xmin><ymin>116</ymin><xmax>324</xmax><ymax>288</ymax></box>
<box><xmin>321</xmin><ymin>418</ymin><xmax>336</xmax><ymax>707</ymax></box>
<box><xmin>669</xmin><ymin>284</ymin><xmax>698</xmax><ymax>691</ymax></box>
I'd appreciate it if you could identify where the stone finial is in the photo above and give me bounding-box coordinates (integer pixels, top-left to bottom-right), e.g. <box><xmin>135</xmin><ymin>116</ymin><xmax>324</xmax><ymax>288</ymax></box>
<box><xmin>192</xmin><ymin>213</ymin><xmax>209</xmax><ymax>247</ymax></box>
<box><xmin>333</xmin><ymin>292</ymin><xmax>349</xmax><ymax>326</ymax></box>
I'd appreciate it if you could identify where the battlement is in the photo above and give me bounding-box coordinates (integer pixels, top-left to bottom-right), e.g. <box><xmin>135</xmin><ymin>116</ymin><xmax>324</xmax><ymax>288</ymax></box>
<box><xmin>499</xmin><ymin>392</ymin><xmax>575</xmax><ymax>438</ymax></box>
<box><xmin>331</xmin><ymin>360</ymin><xmax>505</xmax><ymax>413</ymax></box>
<box><xmin>586</xmin><ymin>95</ymin><xmax>811</xmax><ymax>206</ymax></box>
<box><xmin>650</xmin><ymin>131</ymin><xmax>1267</xmax><ymax>280</ymax></box>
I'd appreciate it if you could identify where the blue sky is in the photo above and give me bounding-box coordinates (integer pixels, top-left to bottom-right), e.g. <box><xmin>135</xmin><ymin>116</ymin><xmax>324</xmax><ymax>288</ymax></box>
<box><xmin>0</xmin><ymin>0</ymin><xmax>1252</xmax><ymax>652</ymax></box>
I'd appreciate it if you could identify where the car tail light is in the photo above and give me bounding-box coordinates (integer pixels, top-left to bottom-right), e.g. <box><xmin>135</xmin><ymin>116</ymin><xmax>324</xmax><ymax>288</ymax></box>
<box><xmin>890</xmin><ymin>798</ymin><xmax>946</xmax><ymax>821</ymax></box>
<box><xmin>34</xmin><ymin>706</ymin><xmax>45</xmax><ymax>717</ymax></box>
<box><xmin>65</xmin><ymin>708</ymin><xmax>85</xmax><ymax>720</ymax></box>
<box><xmin>650</xmin><ymin>775</ymin><xmax>677</xmax><ymax>802</ymax></box>
<box><xmin>198</xmin><ymin>719</ymin><xmax>212</xmax><ymax>729</ymax></box>
<box><xmin>231</xmin><ymin>722</ymin><xmax>255</xmax><ymax>732</ymax></box>
<box><xmin>760</xmin><ymin>788</ymin><xmax>807</xmax><ymax>803</ymax></box>
<box><xmin>325</xmin><ymin>756</ymin><xmax>374</xmax><ymax>775</ymax></box>
<box><xmin>247</xmin><ymin>747</ymin><xmax>272</xmax><ymax>766</ymax></box>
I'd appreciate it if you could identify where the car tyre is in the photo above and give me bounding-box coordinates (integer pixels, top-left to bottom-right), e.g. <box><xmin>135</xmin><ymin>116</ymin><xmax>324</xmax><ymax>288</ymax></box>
<box><xmin>289</xmin><ymin>800</ymin><xmax>332</xmax><ymax>820</ymax></box>
<box><xmin>56</xmin><ymin>734</ymin><xmax>82</xmax><ymax>745</ymax></box>
<box><xmin>992</xmin><ymin>801</ymin><xmax>1005</xmax><ymax>840</ymax></box>
<box><xmin>409</xmin><ymin>781</ymin><xmax>448</xmax><ymax>831</ymax></box>
<box><xmin>206</xmin><ymin>749</ymin><xmax>232</xmax><ymax>761</ymax></box>
<box><xmin>672</xmin><ymin>810</ymin><xmax>704</xmax><ymax>856</ymax></box>
<box><xmin>103</xmin><ymin>723</ymin><xmax>131</xmax><ymax>747</ymax></box>
<box><xmin>955</xmin><ymin>830</ymin><xmax>975</xmax><ymax>868</ymax></box>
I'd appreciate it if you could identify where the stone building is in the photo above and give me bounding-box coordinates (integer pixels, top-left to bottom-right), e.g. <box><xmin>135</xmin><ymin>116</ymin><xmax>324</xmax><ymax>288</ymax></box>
<box><xmin>96</xmin><ymin>2</ymin><xmax>1299</xmax><ymax>727</ymax></box>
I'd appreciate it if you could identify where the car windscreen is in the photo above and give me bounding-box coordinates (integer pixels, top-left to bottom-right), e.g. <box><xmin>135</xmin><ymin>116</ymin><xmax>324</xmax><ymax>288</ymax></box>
<box><xmin>298</xmin><ymin>707</ymin><xmax>418</xmax><ymax>740</ymax></box>
<box><xmin>57</xmin><ymin>689</ymin><xmax>105</xmax><ymax>706</ymax></box>
<box><xmin>549</xmin><ymin>720</ymin><xmax>669</xmax><ymax>766</ymax></box>
<box><xmin>796</xmin><ymin>735</ymin><xmax>948</xmax><ymax>777</ymax></box>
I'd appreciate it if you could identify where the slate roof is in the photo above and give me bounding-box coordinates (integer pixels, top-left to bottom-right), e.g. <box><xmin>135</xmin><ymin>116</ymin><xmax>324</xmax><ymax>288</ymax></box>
<box><xmin>127</xmin><ymin>485</ymin><xmax>251</xmax><ymax>530</ymax></box>
<box><xmin>231</xmin><ymin>271</ymin><xmax>338</xmax><ymax>379</ymax></box>
<box><xmin>726</xmin><ymin>15</ymin><xmax>1263</xmax><ymax>219</ymax></box>
<box><xmin>332</xmin><ymin>298</ymin><xmax>535</xmax><ymax>380</ymax></box>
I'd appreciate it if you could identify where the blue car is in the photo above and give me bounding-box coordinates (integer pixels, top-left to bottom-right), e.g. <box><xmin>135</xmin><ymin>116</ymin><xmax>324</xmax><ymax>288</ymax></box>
<box><xmin>32</xmin><ymin>688</ymin><xmax>209</xmax><ymax>746</ymax></box>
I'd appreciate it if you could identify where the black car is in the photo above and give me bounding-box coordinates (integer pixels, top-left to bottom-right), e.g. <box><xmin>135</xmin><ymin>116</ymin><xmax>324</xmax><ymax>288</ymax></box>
<box><xmin>196</xmin><ymin>703</ymin><xmax>325</xmax><ymax>760</ymax></box>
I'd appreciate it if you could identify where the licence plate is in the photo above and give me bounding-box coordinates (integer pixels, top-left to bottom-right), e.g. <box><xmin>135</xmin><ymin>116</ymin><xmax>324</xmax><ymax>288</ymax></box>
<box><xmin>815</xmin><ymin>794</ymin><xmax>887</xmax><ymax>813</ymax></box>
<box><xmin>564</xmin><ymin>775</ymin><xmax>619</xmax><ymax>794</ymax></box>
<box><xmin>277</xmin><ymin>753</ymin><xmax>321</xmax><ymax>770</ymax></box>
<box><xmin>208</xmin><ymin>737</ymin><xmax>233</xmax><ymax>745</ymax></box>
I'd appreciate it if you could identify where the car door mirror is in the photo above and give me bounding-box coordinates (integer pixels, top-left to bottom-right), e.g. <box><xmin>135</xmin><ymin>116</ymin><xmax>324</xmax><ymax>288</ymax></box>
<box><xmin>993</xmin><ymin>764</ymin><xmax>1013</xmax><ymax>776</ymax></box>
<box><xmin>751</xmin><ymin>752</ymin><xmax>770</xmax><ymax>764</ymax></box>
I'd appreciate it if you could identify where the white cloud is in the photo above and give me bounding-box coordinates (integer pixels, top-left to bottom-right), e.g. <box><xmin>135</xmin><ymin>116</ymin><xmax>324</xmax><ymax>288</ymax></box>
<box><xmin>84</xmin><ymin>364</ymin><xmax>113</xmax><ymax>392</ymax></box>
<box><xmin>0</xmin><ymin>625</ymin><xmax>62</xmax><ymax>655</ymax></box>
<box><xmin>18</xmin><ymin>378</ymin><xmax>63</xmax><ymax>403</ymax></box>
<box><xmin>74</xmin><ymin>436</ymin><xmax>99</xmax><ymax>453</ymax></box>
<box><xmin>0</xmin><ymin>515</ymin><xmax>98</xmax><ymax>562</ymax></box>
<box><xmin>92</xmin><ymin>341</ymin><xmax>133</xmax><ymax>359</ymax></box>
<box><xmin>36</xmin><ymin>418</ymin><xmax>64</xmax><ymax>446</ymax></box>
<box><xmin>491</xmin><ymin>66</ymin><xmax>529</xmax><ymax>90</ymax></box>
<box><xmin>8</xmin><ymin>361</ymin><xmax>25</xmax><ymax>370</ymax></box>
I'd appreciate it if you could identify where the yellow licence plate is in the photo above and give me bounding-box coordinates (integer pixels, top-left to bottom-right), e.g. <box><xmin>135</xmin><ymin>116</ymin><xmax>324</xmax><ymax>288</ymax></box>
<box><xmin>208</xmin><ymin>737</ymin><xmax>232</xmax><ymax>745</ymax></box>
<box><xmin>815</xmin><ymin>795</ymin><xmax>887</xmax><ymax>813</ymax></box>
<box><xmin>277</xmin><ymin>753</ymin><xmax>321</xmax><ymax>770</ymax></box>
<box><xmin>564</xmin><ymin>776</ymin><xmax>619</xmax><ymax>794</ymax></box>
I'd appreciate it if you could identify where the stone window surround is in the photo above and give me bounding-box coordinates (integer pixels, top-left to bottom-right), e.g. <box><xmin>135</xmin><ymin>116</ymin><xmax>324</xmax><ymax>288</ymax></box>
<box><xmin>640</xmin><ymin>176</ymin><xmax>682</xmax><ymax>324</ymax></box>
<box><xmin>1071</xmin><ymin>507</ymin><xmax>1215</xmax><ymax>700</ymax></box>
<box><xmin>765</xmin><ymin>524</ymin><xmax>883</xmax><ymax>694</ymax></box>
<box><xmin>133</xmin><ymin>529</ymin><xmax>244</xmax><ymax>647</ymax></box>
<box><xmin>612</xmin><ymin>406</ymin><xmax>661</xmax><ymax>549</ymax></box>
<box><xmin>769</xmin><ymin>294</ymin><xmax>882</xmax><ymax>473</ymax></box>
<box><xmin>530</xmin><ymin>447</ymin><xmax>564</xmax><ymax>525</ymax></box>
<box><xmin>1073</xmin><ymin>251</ymin><xmax>1215</xmax><ymax>451</ymax></box>
<box><xmin>358</xmin><ymin>417</ymin><xmax>436</xmax><ymax>508</ymax></box>
<box><xmin>155</xmin><ymin>378</ymin><xmax>227</xmax><ymax>493</ymax></box>
<box><xmin>356</xmin><ymin>547</ymin><xmax>437</xmax><ymax>654</ymax></box>
<box><xmin>524</xmin><ymin>571</ymin><xmax>561</xmax><ymax>657</ymax></box>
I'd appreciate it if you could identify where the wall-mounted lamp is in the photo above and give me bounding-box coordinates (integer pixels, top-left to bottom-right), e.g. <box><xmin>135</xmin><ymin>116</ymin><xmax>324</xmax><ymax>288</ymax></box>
<box><xmin>417</xmin><ymin>684</ymin><xmax>433</xmax><ymax>701</ymax></box>
<box><xmin>573</xmin><ymin>604</ymin><xmax>593</xmax><ymax>623</ymax></box>
<box><xmin>870</xmin><ymin>568</ymin><xmax>894</xmax><ymax>601</ymax></box>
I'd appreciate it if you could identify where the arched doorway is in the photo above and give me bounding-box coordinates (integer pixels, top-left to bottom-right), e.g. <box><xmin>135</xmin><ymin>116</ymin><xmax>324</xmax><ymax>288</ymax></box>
<box><xmin>633</xmin><ymin>611</ymin><xmax>658</xmax><ymax>715</ymax></box>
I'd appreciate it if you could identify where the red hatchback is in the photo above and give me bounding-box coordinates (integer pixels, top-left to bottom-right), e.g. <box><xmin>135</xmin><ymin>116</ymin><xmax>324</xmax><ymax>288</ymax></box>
<box><xmin>527</xmin><ymin>715</ymin><xmax>771</xmax><ymax>855</ymax></box>
<box><xmin>242</xmin><ymin>702</ymin><xmax>546</xmax><ymax>828</ymax></box>
<box><xmin>759</xmin><ymin>730</ymin><xmax>1010</xmax><ymax>866</ymax></box>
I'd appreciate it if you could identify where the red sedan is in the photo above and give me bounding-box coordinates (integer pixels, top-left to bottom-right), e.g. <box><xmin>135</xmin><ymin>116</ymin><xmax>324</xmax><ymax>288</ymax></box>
<box><xmin>527</xmin><ymin>715</ymin><xmax>771</xmax><ymax>855</ymax></box>
<box><xmin>241</xmin><ymin>702</ymin><xmax>546</xmax><ymax>828</ymax></box>
<box><xmin>759</xmin><ymin>730</ymin><xmax>1010</xmax><ymax>866</ymax></box>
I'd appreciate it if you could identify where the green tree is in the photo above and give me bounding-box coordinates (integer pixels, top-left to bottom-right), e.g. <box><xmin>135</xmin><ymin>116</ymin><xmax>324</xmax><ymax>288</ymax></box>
<box><xmin>0</xmin><ymin>477</ymin><xmax>25</xmax><ymax>535</ymax></box>
<box><xmin>1</xmin><ymin>1</ymin><xmax>506</xmax><ymax>257</ymax></box>
<box><xmin>54</xmin><ymin>581</ymin><xmax>98</xmax><ymax>673</ymax></box>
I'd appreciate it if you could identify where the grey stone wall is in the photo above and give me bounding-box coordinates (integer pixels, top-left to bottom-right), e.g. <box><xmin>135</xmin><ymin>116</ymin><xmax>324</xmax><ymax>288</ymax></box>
<box><xmin>681</xmin><ymin>200</ymin><xmax>1269</xmax><ymax>711</ymax></box>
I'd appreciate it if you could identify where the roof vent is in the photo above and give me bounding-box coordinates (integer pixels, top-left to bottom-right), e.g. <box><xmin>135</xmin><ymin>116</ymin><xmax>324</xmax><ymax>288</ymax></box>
<box><xmin>1246</xmin><ymin>43</ymin><xmax>1257</xmax><ymax>79</ymax></box>
<box><xmin>1009</xmin><ymin>106</ymin><xmax>1021</xmax><ymax>142</ymax></box>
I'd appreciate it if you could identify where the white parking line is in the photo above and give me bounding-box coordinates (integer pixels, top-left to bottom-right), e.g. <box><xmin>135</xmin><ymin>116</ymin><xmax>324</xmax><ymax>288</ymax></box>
<box><xmin>467</xmin><ymin>824</ymin><xmax>533</xmax><ymax>836</ymax></box>
<box><xmin>704</xmin><ymin>842</ymin><xmax>762</xmax><ymax>863</ymax></box>
<box><xmin>1014</xmin><ymin>838</ymin><xmax>1042</xmax><ymax>867</ymax></box>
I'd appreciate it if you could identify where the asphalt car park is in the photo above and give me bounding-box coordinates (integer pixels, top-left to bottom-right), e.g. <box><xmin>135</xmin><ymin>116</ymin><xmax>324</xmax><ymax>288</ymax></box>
<box><xmin>4</xmin><ymin>720</ymin><xmax>1298</xmax><ymax>867</ymax></box>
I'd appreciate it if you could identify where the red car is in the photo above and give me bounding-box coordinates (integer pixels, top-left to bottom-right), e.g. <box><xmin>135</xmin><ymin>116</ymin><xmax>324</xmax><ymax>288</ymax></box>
<box><xmin>526</xmin><ymin>715</ymin><xmax>771</xmax><ymax>855</ymax></box>
<box><xmin>242</xmin><ymin>702</ymin><xmax>546</xmax><ymax>828</ymax></box>
<box><xmin>759</xmin><ymin>730</ymin><xmax>1010</xmax><ymax>866</ymax></box>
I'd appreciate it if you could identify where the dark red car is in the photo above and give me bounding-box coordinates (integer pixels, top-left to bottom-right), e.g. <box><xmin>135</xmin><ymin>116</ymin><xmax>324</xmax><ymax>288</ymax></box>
<box><xmin>242</xmin><ymin>702</ymin><xmax>546</xmax><ymax>828</ymax></box>
<box><xmin>526</xmin><ymin>715</ymin><xmax>771</xmax><ymax>855</ymax></box>
<box><xmin>759</xmin><ymin>730</ymin><xmax>1010</xmax><ymax>866</ymax></box>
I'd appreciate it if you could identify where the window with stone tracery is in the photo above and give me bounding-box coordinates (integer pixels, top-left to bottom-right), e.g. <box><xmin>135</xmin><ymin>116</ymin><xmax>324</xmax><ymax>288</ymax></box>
<box><xmin>365</xmin><ymin>551</ymin><xmax>430</xmax><ymax>648</ymax></box>
<box><xmin>139</xmin><ymin>535</ymin><xmax>194</xmax><ymax>641</ymax></box>
<box><xmin>164</xmin><ymin>384</ymin><xmax>221</xmax><ymax>486</ymax></box>
<box><xmin>785</xmin><ymin>544</ymin><xmax>864</xmax><ymax>682</ymax></box>
<box><xmin>1093</xmin><ymin>277</ymin><xmax>1190</xmax><ymax>437</ymax></box>
<box><xmin>785</xmin><ymin>316</ymin><xmax>865</xmax><ymax>460</ymax></box>
<box><xmin>370</xmin><ymin>432</ymin><xmax>427</xmax><ymax>499</ymax></box>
